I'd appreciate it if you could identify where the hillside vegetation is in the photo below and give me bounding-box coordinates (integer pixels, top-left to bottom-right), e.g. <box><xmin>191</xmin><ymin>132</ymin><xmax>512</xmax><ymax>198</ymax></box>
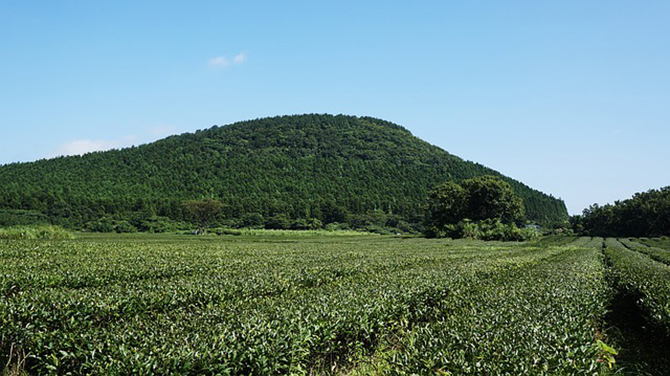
<box><xmin>0</xmin><ymin>114</ymin><xmax>567</xmax><ymax>230</ymax></box>
<box><xmin>573</xmin><ymin>186</ymin><xmax>670</xmax><ymax>237</ymax></box>
<box><xmin>0</xmin><ymin>225</ymin><xmax>75</xmax><ymax>240</ymax></box>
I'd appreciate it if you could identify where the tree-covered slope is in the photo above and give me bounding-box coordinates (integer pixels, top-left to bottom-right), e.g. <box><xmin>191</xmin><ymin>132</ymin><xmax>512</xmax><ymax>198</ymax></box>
<box><xmin>0</xmin><ymin>114</ymin><xmax>567</xmax><ymax>229</ymax></box>
<box><xmin>574</xmin><ymin>186</ymin><xmax>670</xmax><ymax>237</ymax></box>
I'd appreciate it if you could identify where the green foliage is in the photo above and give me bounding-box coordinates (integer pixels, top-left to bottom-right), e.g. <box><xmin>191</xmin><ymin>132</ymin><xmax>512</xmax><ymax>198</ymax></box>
<box><xmin>426</xmin><ymin>181</ymin><xmax>468</xmax><ymax>227</ymax></box>
<box><xmin>603</xmin><ymin>238</ymin><xmax>670</xmax><ymax>335</ymax></box>
<box><xmin>638</xmin><ymin>237</ymin><xmax>670</xmax><ymax>255</ymax></box>
<box><xmin>597</xmin><ymin>339</ymin><xmax>619</xmax><ymax>369</ymax></box>
<box><xmin>0</xmin><ymin>235</ymin><xmax>613</xmax><ymax>375</ymax></box>
<box><xmin>133</xmin><ymin>216</ymin><xmax>184</xmax><ymax>233</ymax></box>
<box><xmin>425</xmin><ymin>176</ymin><xmax>527</xmax><ymax>240</ymax></box>
<box><xmin>0</xmin><ymin>115</ymin><xmax>567</xmax><ymax>231</ymax></box>
<box><xmin>461</xmin><ymin>175</ymin><xmax>525</xmax><ymax>223</ymax></box>
<box><xmin>113</xmin><ymin>220</ymin><xmax>137</xmax><ymax>233</ymax></box>
<box><xmin>575</xmin><ymin>186</ymin><xmax>670</xmax><ymax>237</ymax></box>
<box><xmin>240</xmin><ymin>212</ymin><xmax>265</xmax><ymax>229</ymax></box>
<box><xmin>619</xmin><ymin>238</ymin><xmax>670</xmax><ymax>265</ymax></box>
<box><xmin>0</xmin><ymin>225</ymin><xmax>76</xmax><ymax>240</ymax></box>
<box><xmin>431</xmin><ymin>219</ymin><xmax>539</xmax><ymax>241</ymax></box>
<box><xmin>0</xmin><ymin>209</ymin><xmax>50</xmax><ymax>227</ymax></box>
<box><xmin>212</xmin><ymin>228</ymin><xmax>371</xmax><ymax>237</ymax></box>
<box><xmin>85</xmin><ymin>217</ymin><xmax>115</xmax><ymax>232</ymax></box>
<box><xmin>290</xmin><ymin>217</ymin><xmax>323</xmax><ymax>230</ymax></box>
<box><xmin>264</xmin><ymin>214</ymin><xmax>291</xmax><ymax>230</ymax></box>
<box><xmin>84</xmin><ymin>217</ymin><xmax>139</xmax><ymax>233</ymax></box>
<box><xmin>181</xmin><ymin>199</ymin><xmax>223</xmax><ymax>234</ymax></box>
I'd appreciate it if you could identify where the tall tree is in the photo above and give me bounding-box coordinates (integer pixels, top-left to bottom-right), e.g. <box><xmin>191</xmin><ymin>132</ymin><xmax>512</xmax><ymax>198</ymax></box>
<box><xmin>460</xmin><ymin>175</ymin><xmax>524</xmax><ymax>224</ymax></box>
<box><xmin>425</xmin><ymin>181</ymin><xmax>468</xmax><ymax>236</ymax></box>
<box><xmin>425</xmin><ymin>176</ymin><xmax>525</xmax><ymax>238</ymax></box>
<box><xmin>181</xmin><ymin>199</ymin><xmax>222</xmax><ymax>234</ymax></box>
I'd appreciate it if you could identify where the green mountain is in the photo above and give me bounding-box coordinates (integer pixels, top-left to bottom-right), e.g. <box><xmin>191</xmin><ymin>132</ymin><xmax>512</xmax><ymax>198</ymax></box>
<box><xmin>0</xmin><ymin>114</ymin><xmax>567</xmax><ymax>230</ymax></box>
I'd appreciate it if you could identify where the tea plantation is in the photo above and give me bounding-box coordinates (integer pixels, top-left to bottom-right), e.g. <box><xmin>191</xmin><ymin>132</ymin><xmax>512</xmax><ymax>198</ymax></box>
<box><xmin>2</xmin><ymin>234</ymin><xmax>670</xmax><ymax>375</ymax></box>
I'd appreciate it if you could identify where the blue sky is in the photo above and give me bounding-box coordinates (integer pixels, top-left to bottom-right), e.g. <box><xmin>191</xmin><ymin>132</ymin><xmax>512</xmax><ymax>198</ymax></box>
<box><xmin>1</xmin><ymin>1</ymin><xmax>668</xmax><ymax>214</ymax></box>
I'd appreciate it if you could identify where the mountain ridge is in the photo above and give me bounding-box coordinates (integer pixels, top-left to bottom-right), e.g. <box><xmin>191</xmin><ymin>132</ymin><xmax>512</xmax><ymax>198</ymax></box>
<box><xmin>0</xmin><ymin>114</ymin><xmax>568</xmax><ymax>230</ymax></box>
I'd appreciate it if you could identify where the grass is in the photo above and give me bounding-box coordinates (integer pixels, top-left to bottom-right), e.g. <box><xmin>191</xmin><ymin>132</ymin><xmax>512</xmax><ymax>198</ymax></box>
<box><xmin>0</xmin><ymin>225</ymin><xmax>76</xmax><ymax>240</ymax></box>
<box><xmin>211</xmin><ymin>227</ymin><xmax>381</xmax><ymax>237</ymax></box>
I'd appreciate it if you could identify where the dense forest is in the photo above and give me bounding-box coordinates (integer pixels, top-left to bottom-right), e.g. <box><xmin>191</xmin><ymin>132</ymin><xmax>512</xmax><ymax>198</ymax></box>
<box><xmin>0</xmin><ymin>114</ymin><xmax>568</xmax><ymax>232</ymax></box>
<box><xmin>573</xmin><ymin>186</ymin><xmax>670</xmax><ymax>237</ymax></box>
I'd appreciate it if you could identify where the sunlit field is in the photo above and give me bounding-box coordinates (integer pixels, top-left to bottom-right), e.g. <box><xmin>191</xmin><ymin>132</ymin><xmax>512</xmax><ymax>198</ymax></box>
<box><xmin>3</xmin><ymin>234</ymin><xmax>670</xmax><ymax>375</ymax></box>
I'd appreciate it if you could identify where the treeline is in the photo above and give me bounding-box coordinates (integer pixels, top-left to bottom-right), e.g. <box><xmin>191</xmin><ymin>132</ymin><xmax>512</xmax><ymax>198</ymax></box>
<box><xmin>0</xmin><ymin>114</ymin><xmax>568</xmax><ymax>232</ymax></box>
<box><xmin>572</xmin><ymin>186</ymin><xmax>670</xmax><ymax>237</ymax></box>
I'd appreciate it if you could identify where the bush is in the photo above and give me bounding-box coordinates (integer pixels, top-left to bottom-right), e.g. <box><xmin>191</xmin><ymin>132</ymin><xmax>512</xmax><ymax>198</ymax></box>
<box><xmin>241</xmin><ymin>213</ymin><xmax>265</xmax><ymax>229</ymax></box>
<box><xmin>0</xmin><ymin>209</ymin><xmax>50</xmax><ymax>227</ymax></box>
<box><xmin>85</xmin><ymin>217</ymin><xmax>115</xmax><ymax>233</ymax></box>
<box><xmin>0</xmin><ymin>225</ymin><xmax>76</xmax><ymax>240</ymax></box>
<box><xmin>428</xmin><ymin>219</ymin><xmax>539</xmax><ymax>241</ymax></box>
<box><xmin>135</xmin><ymin>216</ymin><xmax>182</xmax><ymax>233</ymax></box>
<box><xmin>394</xmin><ymin>220</ymin><xmax>419</xmax><ymax>234</ymax></box>
<box><xmin>114</xmin><ymin>220</ymin><xmax>137</xmax><ymax>233</ymax></box>
<box><xmin>291</xmin><ymin>218</ymin><xmax>323</xmax><ymax>230</ymax></box>
<box><xmin>213</xmin><ymin>228</ymin><xmax>242</xmax><ymax>236</ymax></box>
<box><xmin>325</xmin><ymin>222</ymin><xmax>351</xmax><ymax>231</ymax></box>
<box><xmin>265</xmin><ymin>215</ymin><xmax>291</xmax><ymax>230</ymax></box>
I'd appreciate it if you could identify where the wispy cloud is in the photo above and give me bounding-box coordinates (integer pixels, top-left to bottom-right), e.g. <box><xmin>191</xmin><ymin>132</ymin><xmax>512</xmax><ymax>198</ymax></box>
<box><xmin>208</xmin><ymin>51</ymin><xmax>247</xmax><ymax>68</ymax></box>
<box><xmin>233</xmin><ymin>52</ymin><xmax>247</xmax><ymax>64</ymax></box>
<box><xmin>49</xmin><ymin>136</ymin><xmax>137</xmax><ymax>158</ymax></box>
<box><xmin>208</xmin><ymin>56</ymin><xmax>230</xmax><ymax>68</ymax></box>
<box><xmin>47</xmin><ymin>125</ymin><xmax>180</xmax><ymax>159</ymax></box>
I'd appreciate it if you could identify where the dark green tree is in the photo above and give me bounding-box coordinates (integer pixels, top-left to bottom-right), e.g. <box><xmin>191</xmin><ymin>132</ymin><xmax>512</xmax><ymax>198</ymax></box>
<box><xmin>425</xmin><ymin>181</ymin><xmax>468</xmax><ymax>237</ymax></box>
<box><xmin>425</xmin><ymin>176</ymin><xmax>526</xmax><ymax>239</ymax></box>
<box><xmin>181</xmin><ymin>199</ymin><xmax>223</xmax><ymax>234</ymax></box>
<box><xmin>460</xmin><ymin>175</ymin><xmax>525</xmax><ymax>224</ymax></box>
<box><xmin>265</xmin><ymin>214</ymin><xmax>291</xmax><ymax>230</ymax></box>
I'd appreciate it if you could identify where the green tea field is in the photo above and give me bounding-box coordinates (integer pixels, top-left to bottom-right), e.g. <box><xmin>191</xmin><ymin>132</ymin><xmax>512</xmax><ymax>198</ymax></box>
<box><xmin>2</xmin><ymin>234</ymin><xmax>670</xmax><ymax>375</ymax></box>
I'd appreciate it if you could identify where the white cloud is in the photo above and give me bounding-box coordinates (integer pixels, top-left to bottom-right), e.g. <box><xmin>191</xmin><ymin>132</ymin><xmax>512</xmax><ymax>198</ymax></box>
<box><xmin>233</xmin><ymin>52</ymin><xmax>247</xmax><ymax>64</ymax></box>
<box><xmin>208</xmin><ymin>56</ymin><xmax>230</xmax><ymax>68</ymax></box>
<box><xmin>46</xmin><ymin>124</ymin><xmax>180</xmax><ymax>159</ymax></box>
<box><xmin>49</xmin><ymin>136</ymin><xmax>137</xmax><ymax>158</ymax></box>
<box><xmin>208</xmin><ymin>51</ymin><xmax>247</xmax><ymax>68</ymax></box>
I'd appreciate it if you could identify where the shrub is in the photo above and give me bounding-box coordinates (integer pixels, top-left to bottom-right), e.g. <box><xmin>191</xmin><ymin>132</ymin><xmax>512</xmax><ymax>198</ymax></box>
<box><xmin>241</xmin><ymin>213</ymin><xmax>265</xmax><ymax>229</ymax></box>
<box><xmin>291</xmin><ymin>218</ymin><xmax>323</xmax><ymax>230</ymax></box>
<box><xmin>86</xmin><ymin>217</ymin><xmax>115</xmax><ymax>233</ymax></box>
<box><xmin>428</xmin><ymin>219</ymin><xmax>538</xmax><ymax>241</ymax></box>
<box><xmin>265</xmin><ymin>215</ymin><xmax>291</xmax><ymax>230</ymax></box>
<box><xmin>135</xmin><ymin>217</ymin><xmax>182</xmax><ymax>233</ymax></box>
<box><xmin>325</xmin><ymin>222</ymin><xmax>351</xmax><ymax>231</ymax></box>
<box><xmin>114</xmin><ymin>220</ymin><xmax>137</xmax><ymax>233</ymax></box>
<box><xmin>0</xmin><ymin>225</ymin><xmax>76</xmax><ymax>240</ymax></box>
<box><xmin>213</xmin><ymin>227</ymin><xmax>242</xmax><ymax>236</ymax></box>
<box><xmin>0</xmin><ymin>209</ymin><xmax>50</xmax><ymax>227</ymax></box>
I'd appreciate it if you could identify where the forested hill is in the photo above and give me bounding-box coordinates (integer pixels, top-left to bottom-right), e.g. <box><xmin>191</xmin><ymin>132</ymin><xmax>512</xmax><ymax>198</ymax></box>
<box><xmin>0</xmin><ymin>114</ymin><xmax>568</xmax><ymax>230</ymax></box>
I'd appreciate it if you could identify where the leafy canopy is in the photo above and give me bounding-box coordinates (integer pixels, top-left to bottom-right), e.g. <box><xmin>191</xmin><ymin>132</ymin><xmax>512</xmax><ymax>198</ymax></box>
<box><xmin>425</xmin><ymin>176</ymin><xmax>526</xmax><ymax>239</ymax></box>
<box><xmin>574</xmin><ymin>186</ymin><xmax>670</xmax><ymax>237</ymax></box>
<box><xmin>460</xmin><ymin>175</ymin><xmax>525</xmax><ymax>223</ymax></box>
<box><xmin>181</xmin><ymin>199</ymin><xmax>223</xmax><ymax>234</ymax></box>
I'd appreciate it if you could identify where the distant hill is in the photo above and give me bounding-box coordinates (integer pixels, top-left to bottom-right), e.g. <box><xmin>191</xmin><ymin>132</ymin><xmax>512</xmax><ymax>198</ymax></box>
<box><xmin>0</xmin><ymin>114</ymin><xmax>567</xmax><ymax>230</ymax></box>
